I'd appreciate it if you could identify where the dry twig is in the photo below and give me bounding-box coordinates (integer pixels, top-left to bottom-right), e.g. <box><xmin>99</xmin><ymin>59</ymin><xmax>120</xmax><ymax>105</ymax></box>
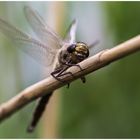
<box><xmin>0</xmin><ymin>35</ymin><xmax>140</xmax><ymax>123</ymax></box>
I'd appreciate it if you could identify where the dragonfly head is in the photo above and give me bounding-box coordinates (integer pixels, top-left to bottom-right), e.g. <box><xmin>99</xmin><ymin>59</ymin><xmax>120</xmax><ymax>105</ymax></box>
<box><xmin>67</xmin><ymin>42</ymin><xmax>89</xmax><ymax>63</ymax></box>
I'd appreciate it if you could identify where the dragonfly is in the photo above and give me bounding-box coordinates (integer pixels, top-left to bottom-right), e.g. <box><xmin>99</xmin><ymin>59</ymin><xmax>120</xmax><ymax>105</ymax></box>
<box><xmin>0</xmin><ymin>6</ymin><xmax>98</xmax><ymax>132</ymax></box>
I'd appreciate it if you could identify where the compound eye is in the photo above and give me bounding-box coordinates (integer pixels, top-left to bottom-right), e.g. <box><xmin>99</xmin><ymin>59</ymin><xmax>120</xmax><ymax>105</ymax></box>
<box><xmin>67</xmin><ymin>44</ymin><xmax>76</xmax><ymax>53</ymax></box>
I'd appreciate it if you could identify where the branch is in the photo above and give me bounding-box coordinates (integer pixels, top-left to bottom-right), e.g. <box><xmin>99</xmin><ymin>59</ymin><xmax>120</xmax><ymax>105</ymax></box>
<box><xmin>0</xmin><ymin>35</ymin><xmax>140</xmax><ymax>123</ymax></box>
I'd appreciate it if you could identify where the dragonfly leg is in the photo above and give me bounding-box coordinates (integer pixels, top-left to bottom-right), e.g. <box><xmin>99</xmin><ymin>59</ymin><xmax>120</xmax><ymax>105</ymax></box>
<box><xmin>65</xmin><ymin>63</ymin><xmax>86</xmax><ymax>84</ymax></box>
<box><xmin>66</xmin><ymin>83</ymin><xmax>70</xmax><ymax>88</ymax></box>
<box><xmin>81</xmin><ymin>76</ymin><xmax>86</xmax><ymax>83</ymax></box>
<box><xmin>51</xmin><ymin>67</ymin><xmax>71</xmax><ymax>87</ymax></box>
<box><xmin>51</xmin><ymin>71</ymin><xmax>64</xmax><ymax>83</ymax></box>
<box><xmin>51</xmin><ymin>67</ymin><xmax>68</xmax><ymax>82</ymax></box>
<box><xmin>57</xmin><ymin>71</ymin><xmax>76</xmax><ymax>88</ymax></box>
<box><xmin>51</xmin><ymin>64</ymin><xmax>84</xmax><ymax>88</ymax></box>
<box><xmin>57</xmin><ymin>67</ymin><xmax>76</xmax><ymax>88</ymax></box>
<box><xmin>65</xmin><ymin>63</ymin><xmax>83</xmax><ymax>71</ymax></box>
<box><xmin>57</xmin><ymin>70</ymin><xmax>74</xmax><ymax>78</ymax></box>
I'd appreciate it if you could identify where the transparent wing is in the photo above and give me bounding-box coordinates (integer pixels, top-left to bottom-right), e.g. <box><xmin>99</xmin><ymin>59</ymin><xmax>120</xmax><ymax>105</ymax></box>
<box><xmin>64</xmin><ymin>19</ymin><xmax>77</xmax><ymax>44</ymax></box>
<box><xmin>89</xmin><ymin>40</ymin><xmax>99</xmax><ymax>49</ymax></box>
<box><xmin>0</xmin><ymin>17</ymin><xmax>57</xmax><ymax>67</ymax></box>
<box><xmin>88</xmin><ymin>40</ymin><xmax>100</xmax><ymax>57</ymax></box>
<box><xmin>24</xmin><ymin>6</ymin><xmax>63</xmax><ymax>49</ymax></box>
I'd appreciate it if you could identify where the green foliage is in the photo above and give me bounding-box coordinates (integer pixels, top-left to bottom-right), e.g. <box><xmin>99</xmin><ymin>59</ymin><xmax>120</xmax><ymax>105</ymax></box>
<box><xmin>105</xmin><ymin>2</ymin><xmax>140</xmax><ymax>42</ymax></box>
<box><xmin>59</xmin><ymin>2</ymin><xmax>140</xmax><ymax>138</ymax></box>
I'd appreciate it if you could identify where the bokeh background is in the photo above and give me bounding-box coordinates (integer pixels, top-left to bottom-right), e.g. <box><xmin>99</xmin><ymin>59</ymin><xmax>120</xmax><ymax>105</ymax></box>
<box><xmin>0</xmin><ymin>1</ymin><xmax>140</xmax><ymax>138</ymax></box>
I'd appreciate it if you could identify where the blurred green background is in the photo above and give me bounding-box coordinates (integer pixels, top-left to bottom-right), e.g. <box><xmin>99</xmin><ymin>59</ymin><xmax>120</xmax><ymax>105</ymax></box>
<box><xmin>0</xmin><ymin>1</ymin><xmax>140</xmax><ymax>138</ymax></box>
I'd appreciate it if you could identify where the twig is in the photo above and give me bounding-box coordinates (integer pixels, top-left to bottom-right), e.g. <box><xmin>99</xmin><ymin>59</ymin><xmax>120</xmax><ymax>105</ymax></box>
<box><xmin>0</xmin><ymin>35</ymin><xmax>140</xmax><ymax>123</ymax></box>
